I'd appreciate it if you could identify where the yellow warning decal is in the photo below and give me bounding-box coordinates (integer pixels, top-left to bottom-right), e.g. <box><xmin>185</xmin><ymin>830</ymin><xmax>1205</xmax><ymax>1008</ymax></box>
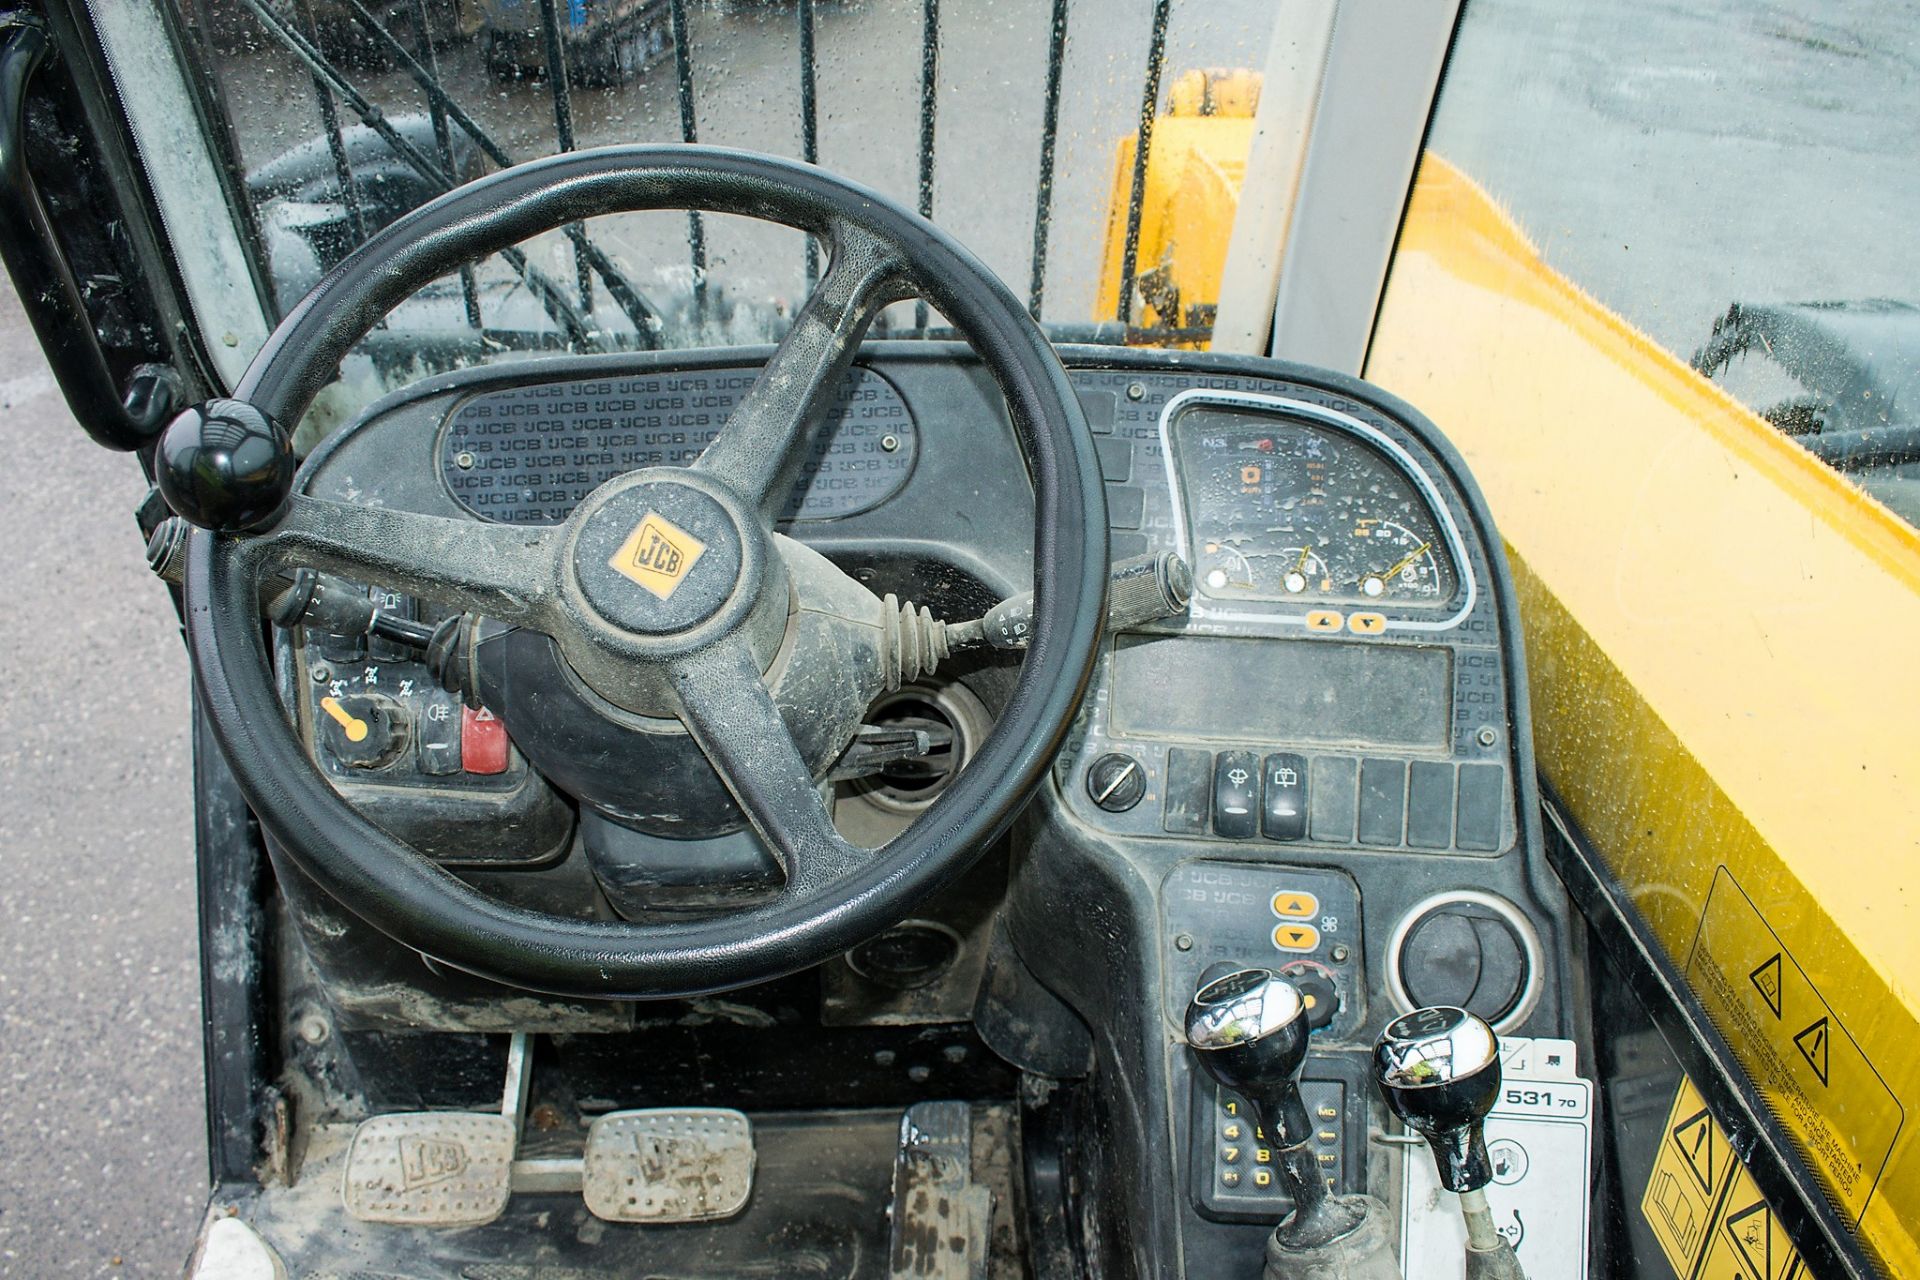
<box><xmin>608</xmin><ymin>511</ymin><xmax>705</xmax><ymax>601</ymax></box>
<box><xmin>1684</xmin><ymin>867</ymin><xmax>1904</xmax><ymax>1224</ymax></box>
<box><xmin>1698</xmin><ymin>1166</ymin><xmax>1806</xmax><ymax>1280</ymax></box>
<box><xmin>1643</xmin><ymin>1078</ymin><xmax>1809</xmax><ymax>1280</ymax></box>
<box><xmin>1643</xmin><ymin>1077</ymin><xmax>1735</xmax><ymax>1277</ymax></box>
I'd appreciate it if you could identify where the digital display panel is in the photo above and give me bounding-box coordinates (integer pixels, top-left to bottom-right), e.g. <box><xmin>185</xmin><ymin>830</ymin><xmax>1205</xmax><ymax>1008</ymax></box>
<box><xmin>1109</xmin><ymin>635</ymin><xmax>1452</xmax><ymax>749</ymax></box>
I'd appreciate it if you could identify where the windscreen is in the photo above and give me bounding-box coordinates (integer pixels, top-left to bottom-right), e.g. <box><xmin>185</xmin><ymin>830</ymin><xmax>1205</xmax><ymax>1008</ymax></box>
<box><xmin>172</xmin><ymin>0</ymin><xmax>1279</xmax><ymax>435</ymax></box>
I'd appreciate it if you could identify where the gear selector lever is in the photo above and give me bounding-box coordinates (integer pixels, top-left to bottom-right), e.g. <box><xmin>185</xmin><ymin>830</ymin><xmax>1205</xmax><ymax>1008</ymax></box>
<box><xmin>1374</xmin><ymin>1006</ymin><xmax>1527</xmax><ymax>1280</ymax></box>
<box><xmin>1186</xmin><ymin>967</ymin><xmax>1401</xmax><ymax>1280</ymax></box>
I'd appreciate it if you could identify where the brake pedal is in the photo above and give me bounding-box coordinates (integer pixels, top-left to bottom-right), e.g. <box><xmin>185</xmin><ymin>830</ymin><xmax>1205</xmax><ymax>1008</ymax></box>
<box><xmin>582</xmin><ymin>1107</ymin><xmax>755</xmax><ymax>1223</ymax></box>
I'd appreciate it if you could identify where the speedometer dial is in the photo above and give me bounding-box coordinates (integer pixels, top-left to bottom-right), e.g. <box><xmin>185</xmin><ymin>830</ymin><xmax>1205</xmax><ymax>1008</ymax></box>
<box><xmin>1171</xmin><ymin>404</ymin><xmax>1459</xmax><ymax>610</ymax></box>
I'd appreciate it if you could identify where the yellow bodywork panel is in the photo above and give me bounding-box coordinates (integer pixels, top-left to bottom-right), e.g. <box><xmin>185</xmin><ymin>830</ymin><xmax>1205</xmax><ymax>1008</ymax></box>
<box><xmin>1367</xmin><ymin>155</ymin><xmax>1918</xmax><ymax>1276</ymax></box>
<box><xmin>1095</xmin><ymin>71</ymin><xmax>1257</xmax><ymax>337</ymax></box>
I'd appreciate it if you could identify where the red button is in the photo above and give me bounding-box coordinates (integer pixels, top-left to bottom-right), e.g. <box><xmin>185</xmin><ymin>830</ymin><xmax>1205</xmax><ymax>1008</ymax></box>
<box><xmin>461</xmin><ymin>705</ymin><xmax>509</xmax><ymax>775</ymax></box>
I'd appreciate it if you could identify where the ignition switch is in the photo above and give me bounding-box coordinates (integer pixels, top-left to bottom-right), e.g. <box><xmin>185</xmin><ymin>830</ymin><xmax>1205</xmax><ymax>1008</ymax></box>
<box><xmin>1086</xmin><ymin>753</ymin><xmax>1147</xmax><ymax>812</ymax></box>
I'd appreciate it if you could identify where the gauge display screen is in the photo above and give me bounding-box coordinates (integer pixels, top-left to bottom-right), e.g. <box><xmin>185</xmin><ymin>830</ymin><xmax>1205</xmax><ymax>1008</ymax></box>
<box><xmin>1170</xmin><ymin>405</ymin><xmax>1459</xmax><ymax>609</ymax></box>
<box><xmin>1109</xmin><ymin>635</ymin><xmax>1453</xmax><ymax>748</ymax></box>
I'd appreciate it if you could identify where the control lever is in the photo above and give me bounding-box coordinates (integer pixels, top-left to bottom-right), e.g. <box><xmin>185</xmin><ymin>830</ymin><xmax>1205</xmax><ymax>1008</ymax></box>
<box><xmin>827</xmin><ymin>721</ymin><xmax>955</xmax><ymax>782</ymax></box>
<box><xmin>1374</xmin><ymin>1007</ymin><xmax>1526</xmax><ymax>1280</ymax></box>
<box><xmin>1186</xmin><ymin>968</ymin><xmax>1401</xmax><ymax>1280</ymax></box>
<box><xmin>262</xmin><ymin>569</ymin><xmax>435</xmax><ymax>650</ymax></box>
<box><xmin>147</xmin><ymin>517</ymin><xmax>434</xmax><ymax>652</ymax></box>
<box><xmin>948</xmin><ymin>550</ymin><xmax>1191</xmax><ymax>651</ymax></box>
<box><xmin>872</xmin><ymin>551</ymin><xmax>1191</xmax><ymax>690</ymax></box>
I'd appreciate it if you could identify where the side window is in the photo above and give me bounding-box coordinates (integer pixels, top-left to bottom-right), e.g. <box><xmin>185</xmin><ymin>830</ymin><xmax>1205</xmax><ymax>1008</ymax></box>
<box><xmin>1391</xmin><ymin>0</ymin><xmax>1920</xmax><ymax>524</ymax></box>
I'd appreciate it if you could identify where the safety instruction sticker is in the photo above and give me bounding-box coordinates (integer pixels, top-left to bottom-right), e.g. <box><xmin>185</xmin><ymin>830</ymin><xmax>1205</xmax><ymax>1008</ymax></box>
<box><xmin>1684</xmin><ymin>867</ymin><xmax>1904</xmax><ymax>1223</ymax></box>
<box><xmin>1643</xmin><ymin>1078</ymin><xmax>1807</xmax><ymax>1280</ymax></box>
<box><xmin>1402</xmin><ymin>1037</ymin><xmax>1591</xmax><ymax>1280</ymax></box>
<box><xmin>1698</xmin><ymin>1167</ymin><xmax>1807</xmax><ymax>1280</ymax></box>
<box><xmin>1643</xmin><ymin>1078</ymin><xmax>1732</xmax><ymax>1272</ymax></box>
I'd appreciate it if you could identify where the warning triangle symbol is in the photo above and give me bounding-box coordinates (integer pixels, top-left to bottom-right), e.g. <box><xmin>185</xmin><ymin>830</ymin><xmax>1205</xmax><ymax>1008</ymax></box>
<box><xmin>1793</xmin><ymin>1017</ymin><xmax>1830</xmax><ymax>1086</ymax></box>
<box><xmin>1670</xmin><ymin>1107</ymin><xmax>1717</xmax><ymax>1193</ymax></box>
<box><xmin>1749</xmin><ymin>953</ymin><xmax>1784</xmax><ymax>1019</ymax></box>
<box><xmin>1725</xmin><ymin>1196</ymin><xmax>1776</xmax><ymax>1280</ymax></box>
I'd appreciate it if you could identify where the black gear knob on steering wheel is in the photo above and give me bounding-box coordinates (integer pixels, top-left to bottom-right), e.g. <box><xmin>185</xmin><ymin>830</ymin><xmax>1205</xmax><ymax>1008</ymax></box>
<box><xmin>1373</xmin><ymin>1005</ymin><xmax>1503</xmax><ymax>1192</ymax></box>
<box><xmin>156</xmin><ymin>398</ymin><xmax>296</xmax><ymax>534</ymax></box>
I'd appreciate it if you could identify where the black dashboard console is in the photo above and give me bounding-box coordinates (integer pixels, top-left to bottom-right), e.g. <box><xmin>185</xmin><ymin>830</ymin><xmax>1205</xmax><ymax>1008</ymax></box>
<box><xmin>270</xmin><ymin>340</ymin><xmax>1583</xmax><ymax>1275</ymax></box>
<box><xmin>1020</xmin><ymin>351</ymin><xmax>1580</xmax><ymax>1277</ymax></box>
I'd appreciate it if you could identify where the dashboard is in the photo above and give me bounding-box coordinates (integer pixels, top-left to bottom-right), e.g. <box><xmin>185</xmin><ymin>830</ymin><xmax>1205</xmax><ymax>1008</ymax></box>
<box><xmin>276</xmin><ymin>342</ymin><xmax>1583</xmax><ymax>1279</ymax></box>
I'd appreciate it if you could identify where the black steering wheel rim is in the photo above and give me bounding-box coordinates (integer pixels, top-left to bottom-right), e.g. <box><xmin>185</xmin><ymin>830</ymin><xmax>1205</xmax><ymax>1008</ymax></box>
<box><xmin>184</xmin><ymin>144</ymin><xmax>1108</xmax><ymax>999</ymax></box>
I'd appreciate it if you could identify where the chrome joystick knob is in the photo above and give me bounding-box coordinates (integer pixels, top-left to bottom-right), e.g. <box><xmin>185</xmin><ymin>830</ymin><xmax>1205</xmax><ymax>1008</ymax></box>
<box><xmin>1373</xmin><ymin>1005</ymin><xmax>1502</xmax><ymax>1192</ymax></box>
<box><xmin>1186</xmin><ymin>967</ymin><xmax>1314</xmax><ymax>1147</ymax></box>
<box><xmin>1375</xmin><ymin>1006</ymin><xmax>1526</xmax><ymax>1278</ymax></box>
<box><xmin>1187</xmin><ymin>967</ymin><xmax>1355</xmax><ymax>1250</ymax></box>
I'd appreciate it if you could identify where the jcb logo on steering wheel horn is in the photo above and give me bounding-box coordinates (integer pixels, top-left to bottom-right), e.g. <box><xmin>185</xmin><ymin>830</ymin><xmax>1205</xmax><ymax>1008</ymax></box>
<box><xmin>609</xmin><ymin>511</ymin><xmax>706</xmax><ymax>600</ymax></box>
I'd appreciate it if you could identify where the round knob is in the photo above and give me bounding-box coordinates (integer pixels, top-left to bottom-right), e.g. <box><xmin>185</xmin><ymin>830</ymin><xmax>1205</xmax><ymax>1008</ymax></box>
<box><xmin>1085</xmin><ymin>753</ymin><xmax>1146</xmax><ymax>812</ymax></box>
<box><xmin>1373</xmin><ymin>1006</ymin><xmax>1503</xmax><ymax>1192</ymax></box>
<box><xmin>1278</xmin><ymin>961</ymin><xmax>1341</xmax><ymax>1032</ymax></box>
<box><xmin>156</xmin><ymin>398</ymin><xmax>295</xmax><ymax>533</ymax></box>
<box><xmin>317</xmin><ymin>693</ymin><xmax>409</xmax><ymax>770</ymax></box>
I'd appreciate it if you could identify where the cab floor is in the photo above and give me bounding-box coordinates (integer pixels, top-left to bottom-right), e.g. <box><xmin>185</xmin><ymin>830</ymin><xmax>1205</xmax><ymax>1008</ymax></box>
<box><xmin>227</xmin><ymin>1105</ymin><xmax>1023</xmax><ymax>1279</ymax></box>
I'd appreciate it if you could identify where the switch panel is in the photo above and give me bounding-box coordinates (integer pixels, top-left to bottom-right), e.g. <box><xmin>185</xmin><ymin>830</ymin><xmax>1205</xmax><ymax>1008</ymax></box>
<box><xmin>1161</xmin><ymin>862</ymin><xmax>1364</xmax><ymax>1038</ymax></box>
<box><xmin>298</xmin><ymin>586</ymin><xmax>522</xmax><ymax>793</ymax></box>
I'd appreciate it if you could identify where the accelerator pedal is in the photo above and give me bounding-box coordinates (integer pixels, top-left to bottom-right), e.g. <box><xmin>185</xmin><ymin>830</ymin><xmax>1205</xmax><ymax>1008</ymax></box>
<box><xmin>582</xmin><ymin>1107</ymin><xmax>755</xmax><ymax>1223</ymax></box>
<box><xmin>342</xmin><ymin>1031</ymin><xmax>533</xmax><ymax>1227</ymax></box>
<box><xmin>887</xmin><ymin>1101</ymin><xmax>992</xmax><ymax>1280</ymax></box>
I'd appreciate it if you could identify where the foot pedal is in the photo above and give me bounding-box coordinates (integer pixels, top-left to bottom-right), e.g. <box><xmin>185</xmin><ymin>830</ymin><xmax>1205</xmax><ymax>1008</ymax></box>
<box><xmin>582</xmin><ymin>1107</ymin><xmax>755</xmax><ymax>1223</ymax></box>
<box><xmin>887</xmin><ymin>1101</ymin><xmax>991</xmax><ymax>1280</ymax></box>
<box><xmin>342</xmin><ymin>1112</ymin><xmax>517</xmax><ymax>1227</ymax></box>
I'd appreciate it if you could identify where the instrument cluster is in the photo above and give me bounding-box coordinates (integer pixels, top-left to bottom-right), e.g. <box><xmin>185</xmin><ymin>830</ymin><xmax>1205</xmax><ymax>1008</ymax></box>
<box><xmin>1164</xmin><ymin>393</ymin><xmax>1465</xmax><ymax>619</ymax></box>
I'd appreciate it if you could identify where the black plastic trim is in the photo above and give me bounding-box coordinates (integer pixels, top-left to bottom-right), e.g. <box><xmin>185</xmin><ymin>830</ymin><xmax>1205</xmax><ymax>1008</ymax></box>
<box><xmin>192</xmin><ymin>700</ymin><xmax>275</xmax><ymax>1185</ymax></box>
<box><xmin>0</xmin><ymin>18</ymin><xmax>177</xmax><ymax>450</ymax></box>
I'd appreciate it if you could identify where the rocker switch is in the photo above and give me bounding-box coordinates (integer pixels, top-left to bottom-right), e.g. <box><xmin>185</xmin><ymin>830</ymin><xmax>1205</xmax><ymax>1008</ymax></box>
<box><xmin>461</xmin><ymin>705</ymin><xmax>510</xmax><ymax>775</ymax></box>
<box><xmin>1213</xmin><ymin>751</ymin><xmax>1260</xmax><ymax>839</ymax></box>
<box><xmin>1261</xmin><ymin>753</ymin><xmax>1308</xmax><ymax>841</ymax></box>
<box><xmin>417</xmin><ymin>692</ymin><xmax>462</xmax><ymax>776</ymax></box>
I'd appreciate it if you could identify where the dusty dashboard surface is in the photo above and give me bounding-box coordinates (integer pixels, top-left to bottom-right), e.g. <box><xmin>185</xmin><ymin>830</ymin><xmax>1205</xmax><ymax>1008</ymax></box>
<box><xmin>277</xmin><ymin>340</ymin><xmax>1580</xmax><ymax>1274</ymax></box>
<box><xmin>286</xmin><ymin>346</ymin><xmax>1541</xmax><ymax>1035</ymax></box>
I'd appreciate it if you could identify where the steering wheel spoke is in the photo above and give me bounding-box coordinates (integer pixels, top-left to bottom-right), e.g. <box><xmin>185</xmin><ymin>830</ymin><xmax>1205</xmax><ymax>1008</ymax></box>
<box><xmin>246</xmin><ymin>494</ymin><xmax>563</xmax><ymax>629</ymax></box>
<box><xmin>669</xmin><ymin>638</ymin><xmax>868</xmax><ymax>890</ymax></box>
<box><xmin>691</xmin><ymin>224</ymin><xmax>908</xmax><ymax>515</ymax></box>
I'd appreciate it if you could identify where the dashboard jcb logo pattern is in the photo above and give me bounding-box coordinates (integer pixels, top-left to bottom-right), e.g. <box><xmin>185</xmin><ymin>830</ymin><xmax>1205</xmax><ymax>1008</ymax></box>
<box><xmin>610</xmin><ymin>511</ymin><xmax>705</xmax><ymax>600</ymax></box>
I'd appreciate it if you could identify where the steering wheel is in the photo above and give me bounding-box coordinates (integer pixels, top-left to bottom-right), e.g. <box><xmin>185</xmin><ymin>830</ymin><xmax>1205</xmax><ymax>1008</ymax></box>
<box><xmin>158</xmin><ymin>146</ymin><xmax>1108</xmax><ymax>999</ymax></box>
